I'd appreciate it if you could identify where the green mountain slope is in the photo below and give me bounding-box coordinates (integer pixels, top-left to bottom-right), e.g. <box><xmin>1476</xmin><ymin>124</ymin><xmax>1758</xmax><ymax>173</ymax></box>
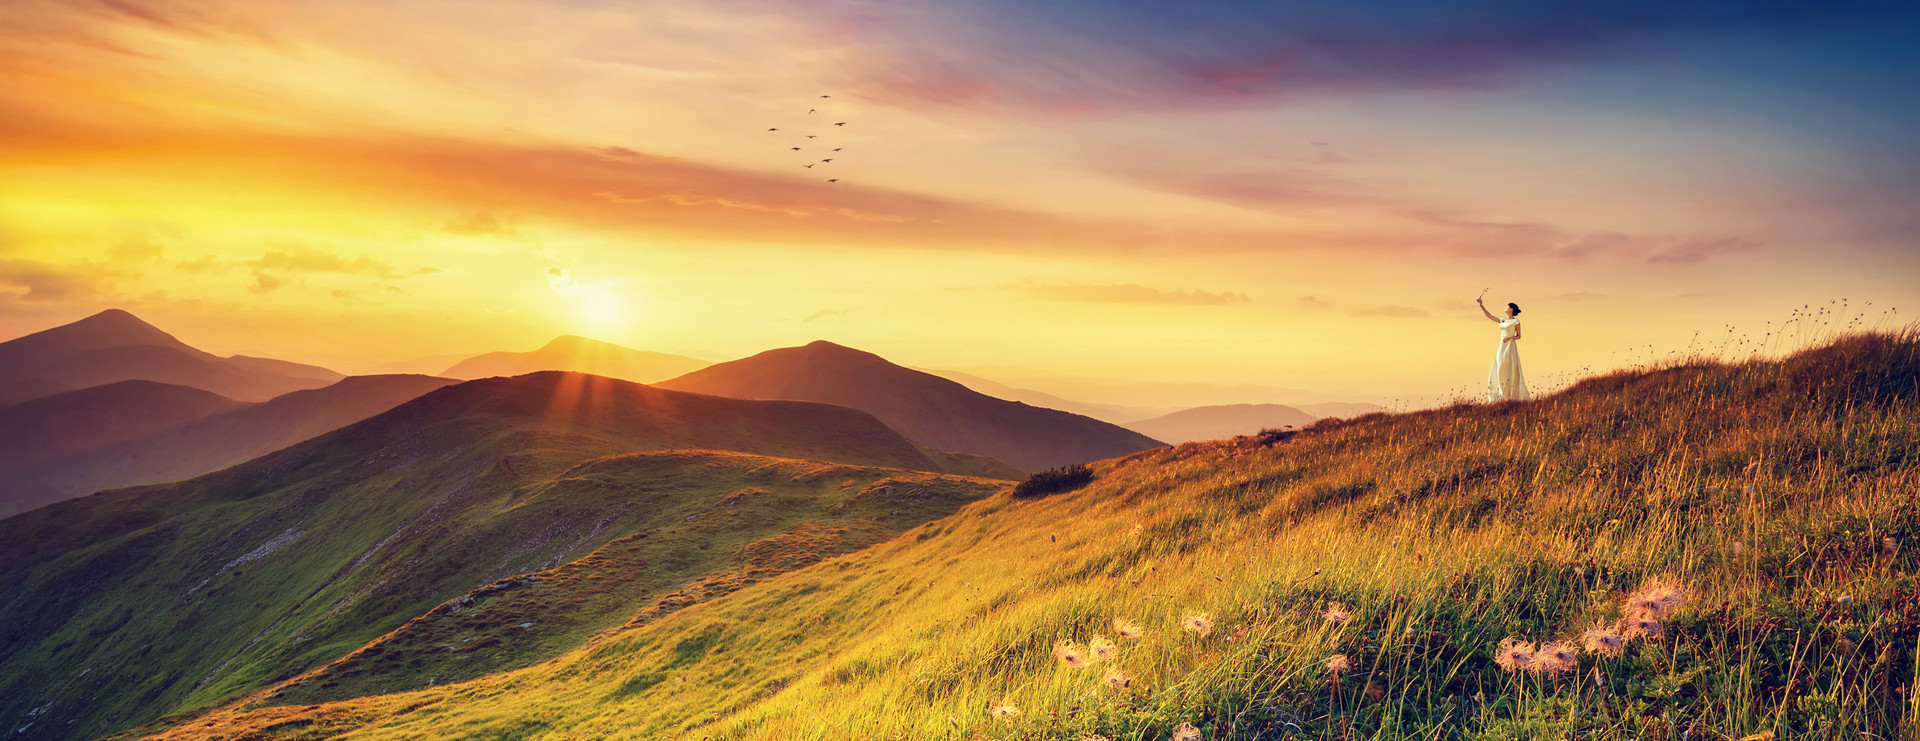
<box><xmin>134</xmin><ymin>331</ymin><xmax>1920</xmax><ymax>740</ymax></box>
<box><xmin>0</xmin><ymin>371</ymin><xmax>1014</xmax><ymax>741</ymax></box>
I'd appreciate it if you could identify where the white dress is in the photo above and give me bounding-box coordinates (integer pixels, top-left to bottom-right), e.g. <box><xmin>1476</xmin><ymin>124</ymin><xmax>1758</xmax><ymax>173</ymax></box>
<box><xmin>1488</xmin><ymin>317</ymin><xmax>1529</xmax><ymax>402</ymax></box>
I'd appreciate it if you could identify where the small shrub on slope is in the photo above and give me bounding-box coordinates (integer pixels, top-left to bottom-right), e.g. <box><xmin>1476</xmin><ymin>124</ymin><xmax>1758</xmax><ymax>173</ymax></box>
<box><xmin>1012</xmin><ymin>463</ymin><xmax>1095</xmax><ymax>498</ymax></box>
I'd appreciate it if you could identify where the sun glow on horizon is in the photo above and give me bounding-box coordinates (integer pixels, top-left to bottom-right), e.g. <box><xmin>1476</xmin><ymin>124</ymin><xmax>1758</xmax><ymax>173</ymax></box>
<box><xmin>580</xmin><ymin>289</ymin><xmax>624</xmax><ymax>331</ymax></box>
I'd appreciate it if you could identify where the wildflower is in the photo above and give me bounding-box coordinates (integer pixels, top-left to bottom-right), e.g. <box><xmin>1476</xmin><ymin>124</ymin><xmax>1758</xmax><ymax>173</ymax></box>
<box><xmin>1837</xmin><ymin>594</ymin><xmax>1853</xmax><ymax>604</ymax></box>
<box><xmin>1113</xmin><ymin>617</ymin><xmax>1145</xmax><ymax>639</ymax></box>
<box><xmin>1625</xmin><ymin>579</ymin><xmax>1687</xmax><ymax>619</ymax></box>
<box><xmin>988</xmin><ymin>701</ymin><xmax>1020</xmax><ymax>718</ymax></box>
<box><xmin>1181</xmin><ymin>612</ymin><xmax>1214</xmax><ymax>637</ymax></box>
<box><xmin>1573</xmin><ymin>566</ymin><xmax>1586</xmax><ymax>577</ymax></box>
<box><xmin>1731</xmin><ymin>541</ymin><xmax>1745</xmax><ymax>556</ymax></box>
<box><xmin>1580</xmin><ymin>623</ymin><xmax>1625</xmax><ymax>657</ymax></box>
<box><xmin>1321</xmin><ymin>602</ymin><xmax>1353</xmax><ymax>624</ymax></box>
<box><xmin>1088</xmin><ymin>635</ymin><xmax>1118</xmax><ymax>662</ymax></box>
<box><xmin>1325</xmin><ymin>654</ymin><xmax>1354</xmax><ymax>674</ymax></box>
<box><xmin>1103</xmin><ymin>668</ymin><xmax>1132</xmax><ymax>692</ymax></box>
<box><xmin>1053</xmin><ymin>641</ymin><xmax>1087</xmax><ymax>668</ymax></box>
<box><xmin>1082</xmin><ymin>736</ymin><xmax>1113</xmax><ymax>741</ymax></box>
<box><xmin>1170</xmin><ymin>722</ymin><xmax>1203</xmax><ymax>741</ymax></box>
<box><xmin>1620</xmin><ymin>613</ymin><xmax>1662</xmax><ymax>641</ymax></box>
<box><xmin>1884</xmin><ymin>537</ymin><xmax>1900</xmax><ymax>557</ymax></box>
<box><xmin>1492</xmin><ymin>637</ymin><xmax>1535</xmax><ymax>673</ymax></box>
<box><xmin>1532</xmin><ymin>641</ymin><xmax>1579</xmax><ymax>676</ymax></box>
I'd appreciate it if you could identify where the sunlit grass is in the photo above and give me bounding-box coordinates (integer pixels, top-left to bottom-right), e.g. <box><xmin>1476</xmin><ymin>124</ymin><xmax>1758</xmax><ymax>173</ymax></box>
<box><xmin>138</xmin><ymin>328</ymin><xmax>1920</xmax><ymax>740</ymax></box>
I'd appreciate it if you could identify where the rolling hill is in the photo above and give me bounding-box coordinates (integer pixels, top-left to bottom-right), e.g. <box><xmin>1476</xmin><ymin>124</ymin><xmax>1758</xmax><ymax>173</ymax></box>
<box><xmin>0</xmin><ymin>309</ymin><xmax>342</xmax><ymax>405</ymax></box>
<box><xmin>0</xmin><ymin>371</ymin><xmax>1016</xmax><ymax>741</ymax></box>
<box><xmin>123</xmin><ymin>330</ymin><xmax>1920</xmax><ymax>740</ymax></box>
<box><xmin>656</xmin><ymin>340</ymin><xmax>1166</xmax><ymax>473</ymax></box>
<box><xmin>441</xmin><ymin>335</ymin><xmax>711</xmax><ymax>384</ymax></box>
<box><xmin>0</xmin><ymin>374</ymin><xmax>461</xmax><ymax>518</ymax></box>
<box><xmin>1122</xmin><ymin>402</ymin><xmax>1321</xmax><ymax>443</ymax></box>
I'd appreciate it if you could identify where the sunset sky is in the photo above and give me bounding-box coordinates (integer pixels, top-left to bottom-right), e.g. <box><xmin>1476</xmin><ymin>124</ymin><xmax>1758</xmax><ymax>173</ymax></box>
<box><xmin>2</xmin><ymin>0</ymin><xmax>1916</xmax><ymax>405</ymax></box>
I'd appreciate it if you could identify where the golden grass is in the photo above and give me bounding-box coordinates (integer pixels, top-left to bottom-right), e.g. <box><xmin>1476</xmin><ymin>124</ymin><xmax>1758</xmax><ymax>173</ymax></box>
<box><xmin>133</xmin><ymin>329</ymin><xmax>1920</xmax><ymax>740</ymax></box>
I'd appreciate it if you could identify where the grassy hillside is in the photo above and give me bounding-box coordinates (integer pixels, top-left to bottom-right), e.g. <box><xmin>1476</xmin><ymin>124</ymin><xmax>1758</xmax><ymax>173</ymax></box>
<box><xmin>132</xmin><ymin>330</ymin><xmax>1920</xmax><ymax>740</ymax></box>
<box><xmin>0</xmin><ymin>372</ymin><xmax>1014</xmax><ymax>741</ymax></box>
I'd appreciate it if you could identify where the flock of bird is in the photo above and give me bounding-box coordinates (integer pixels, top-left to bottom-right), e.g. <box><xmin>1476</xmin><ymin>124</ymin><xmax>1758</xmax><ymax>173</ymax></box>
<box><xmin>768</xmin><ymin>95</ymin><xmax>848</xmax><ymax>183</ymax></box>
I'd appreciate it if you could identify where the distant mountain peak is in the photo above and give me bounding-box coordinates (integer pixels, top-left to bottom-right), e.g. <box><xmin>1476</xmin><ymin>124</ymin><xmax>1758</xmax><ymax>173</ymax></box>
<box><xmin>439</xmin><ymin>337</ymin><xmax>712</xmax><ymax>384</ymax></box>
<box><xmin>541</xmin><ymin>334</ymin><xmax>607</xmax><ymax>350</ymax></box>
<box><xmin>51</xmin><ymin>308</ymin><xmax>191</xmax><ymax>350</ymax></box>
<box><xmin>657</xmin><ymin>341</ymin><xmax>1165</xmax><ymax>472</ymax></box>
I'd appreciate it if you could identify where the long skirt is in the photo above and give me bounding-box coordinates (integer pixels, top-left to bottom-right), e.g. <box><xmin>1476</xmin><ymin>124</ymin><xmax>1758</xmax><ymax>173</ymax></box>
<box><xmin>1488</xmin><ymin>341</ymin><xmax>1529</xmax><ymax>402</ymax></box>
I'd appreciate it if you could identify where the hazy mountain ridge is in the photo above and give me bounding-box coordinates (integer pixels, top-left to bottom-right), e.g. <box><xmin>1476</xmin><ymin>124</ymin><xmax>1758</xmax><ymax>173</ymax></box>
<box><xmin>657</xmin><ymin>341</ymin><xmax>1166</xmax><ymax>473</ymax></box>
<box><xmin>0</xmin><ymin>309</ymin><xmax>342</xmax><ymax>405</ymax></box>
<box><xmin>0</xmin><ymin>381</ymin><xmax>249</xmax><ymax>481</ymax></box>
<box><xmin>0</xmin><ymin>371</ymin><xmax>1016</xmax><ymax>741</ymax></box>
<box><xmin>0</xmin><ymin>374</ymin><xmax>461</xmax><ymax>518</ymax></box>
<box><xmin>440</xmin><ymin>335</ymin><xmax>712</xmax><ymax>384</ymax></box>
<box><xmin>1122</xmin><ymin>402</ymin><xmax>1322</xmax><ymax>444</ymax></box>
<box><xmin>917</xmin><ymin>367</ymin><xmax>1169</xmax><ymax>423</ymax></box>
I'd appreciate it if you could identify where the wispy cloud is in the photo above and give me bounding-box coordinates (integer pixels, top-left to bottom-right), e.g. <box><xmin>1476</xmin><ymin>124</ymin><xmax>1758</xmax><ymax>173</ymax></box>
<box><xmin>1350</xmin><ymin>305</ymin><xmax>1428</xmax><ymax>318</ymax></box>
<box><xmin>0</xmin><ymin>257</ymin><xmax>117</xmax><ymax>301</ymax></box>
<box><xmin>802</xmin><ymin>307</ymin><xmax>844</xmax><ymax>322</ymax></box>
<box><xmin>1013</xmin><ymin>281</ymin><xmax>1251</xmax><ymax>306</ymax></box>
<box><xmin>1647</xmin><ymin>237</ymin><xmax>1760</xmax><ymax>264</ymax></box>
<box><xmin>248</xmin><ymin>242</ymin><xmax>403</xmax><ymax>278</ymax></box>
<box><xmin>441</xmin><ymin>210</ymin><xmax>517</xmax><ymax>237</ymax></box>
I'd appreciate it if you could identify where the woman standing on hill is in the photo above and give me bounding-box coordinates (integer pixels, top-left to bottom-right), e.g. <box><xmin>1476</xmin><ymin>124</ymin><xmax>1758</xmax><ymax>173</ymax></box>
<box><xmin>1478</xmin><ymin>291</ymin><xmax>1529</xmax><ymax>402</ymax></box>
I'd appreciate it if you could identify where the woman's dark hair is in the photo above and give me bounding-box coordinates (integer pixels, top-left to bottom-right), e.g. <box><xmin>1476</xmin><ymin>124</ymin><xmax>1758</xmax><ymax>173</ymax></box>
<box><xmin>1507</xmin><ymin>302</ymin><xmax>1522</xmax><ymax>315</ymax></box>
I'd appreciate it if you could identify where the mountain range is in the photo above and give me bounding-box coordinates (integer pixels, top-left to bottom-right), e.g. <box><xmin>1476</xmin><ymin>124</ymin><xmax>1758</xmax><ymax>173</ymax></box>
<box><xmin>0</xmin><ymin>370</ymin><xmax>1015</xmax><ymax>741</ymax></box>
<box><xmin>0</xmin><ymin>309</ymin><xmax>340</xmax><ymax>406</ymax></box>
<box><xmin>656</xmin><ymin>340</ymin><xmax>1166</xmax><ymax>473</ymax></box>
<box><xmin>0</xmin><ymin>374</ymin><xmax>460</xmax><ymax>518</ymax></box>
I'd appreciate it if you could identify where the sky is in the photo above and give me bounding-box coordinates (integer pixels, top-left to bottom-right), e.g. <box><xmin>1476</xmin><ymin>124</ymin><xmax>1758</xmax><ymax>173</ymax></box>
<box><xmin>1</xmin><ymin>0</ymin><xmax>1916</xmax><ymax>406</ymax></box>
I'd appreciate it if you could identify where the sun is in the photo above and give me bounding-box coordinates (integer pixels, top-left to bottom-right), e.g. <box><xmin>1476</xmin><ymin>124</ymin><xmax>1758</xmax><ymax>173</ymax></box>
<box><xmin>580</xmin><ymin>290</ymin><xmax>623</xmax><ymax>328</ymax></box>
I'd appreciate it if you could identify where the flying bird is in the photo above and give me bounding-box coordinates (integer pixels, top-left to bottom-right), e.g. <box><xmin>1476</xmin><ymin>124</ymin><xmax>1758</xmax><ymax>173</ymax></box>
<box><xmin>834</xmin><ymin>122</ymin><xmax>846</xmax><ymax>126</ymax></box>
<box><xmin>790</xmin><ymin>147</ymin><xmax>800</xmax><ymax>151</ymax></box>
<box><xmin>808</xmin><ymin>109</ymin><xmax>815</xmax><ymax>114</ymax></box>
<box><xmin>766</xmin><ymin>128</ymin><xmax>777</xmax><ymax>132</ymax></box>
<box><xmin>803</xmin><ymin>164</ymin><xmax>814</xmax><ymax>168</ymax></box>
<box><xmin>828</xmin><ymin>178</ymin><xmax>838</xmax><ymax>182</ymax></box>
<box><xmin>832</xmin><ymin>147</ymin><xmax>842</xmax><ymax>151</ymax></box>
<box><xmin>820</xmin><ymin>158</ymin><xmax>832</xmax><ymax>162</ymax></box>
<box><xmin>819</xmin><ymin>95</ymin><xmax>830</xmax><ymax>98</ymax></box>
